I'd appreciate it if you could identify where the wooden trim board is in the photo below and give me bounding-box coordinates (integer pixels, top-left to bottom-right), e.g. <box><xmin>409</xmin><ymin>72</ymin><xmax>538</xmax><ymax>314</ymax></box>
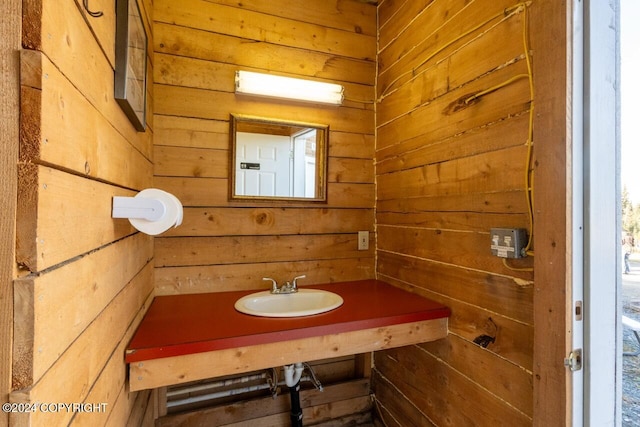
<box><xmin>0</xmin><ymin>0</ymin><xmax>20</xmax><ymax>422</ymax></box>
<box><xmin>129</xmin><ymin>317</ymin><xmax>447</xmax><ymax>391</ymax></box>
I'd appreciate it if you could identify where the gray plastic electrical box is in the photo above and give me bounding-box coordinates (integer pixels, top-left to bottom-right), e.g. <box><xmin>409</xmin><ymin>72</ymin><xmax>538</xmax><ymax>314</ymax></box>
<box><xmin>490</xmin><ymin>228</ymin><xmax>527</xmax><ymax>259</ymax></box>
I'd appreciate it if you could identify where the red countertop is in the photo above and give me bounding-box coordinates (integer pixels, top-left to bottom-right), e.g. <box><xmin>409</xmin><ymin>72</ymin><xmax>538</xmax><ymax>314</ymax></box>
<box><xmin>125</xmin><ymin>279</ymin><xmax>450</xmax><ymax>363</ymax></box>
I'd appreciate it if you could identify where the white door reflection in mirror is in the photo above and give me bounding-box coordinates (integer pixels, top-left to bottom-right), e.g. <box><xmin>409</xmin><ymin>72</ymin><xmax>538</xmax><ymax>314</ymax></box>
<box><xmin>236</xmin><ymin>132</ymin><xmax>291</xmax><ymax>197</ymax></box>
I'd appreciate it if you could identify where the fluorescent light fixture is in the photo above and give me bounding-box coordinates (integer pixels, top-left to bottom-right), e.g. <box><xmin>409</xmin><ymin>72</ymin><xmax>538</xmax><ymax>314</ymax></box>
<box><xmin>235</xmin><ymin>71</ymin><xmax>344</xmax><ymax>105</ymax></box>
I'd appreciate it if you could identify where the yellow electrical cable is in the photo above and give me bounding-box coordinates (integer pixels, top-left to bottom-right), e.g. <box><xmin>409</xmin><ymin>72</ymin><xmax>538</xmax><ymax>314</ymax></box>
<box><xmin>501</xmin><ymin>3</ymin><xmax>535</xmax><ymax>272</ymax></box>
<box><xmin>502</xmin><ymin>258</ymin><xmax>534</xmax><ymax>272</ymax></box>
<box><xmin>521</xmin><ymin>3</ymin><xmax>535</xmax><ymax>257</ymax></box>
<box><xmin>464</xmin><ymin>74</ymin><xmax>530</xmax><ymax>105</ymax></box>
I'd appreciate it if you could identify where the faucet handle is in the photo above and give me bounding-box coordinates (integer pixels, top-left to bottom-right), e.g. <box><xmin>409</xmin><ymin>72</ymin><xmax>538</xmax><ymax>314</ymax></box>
<box><xmin>292</xmin><ymin>275</ymin><xmax>306</xmax><ymax>289</ymax></box>
<box><xmin>263</xmin><ymin>277</ymin><xmax>278</xmax><ymax>292</ymax></box>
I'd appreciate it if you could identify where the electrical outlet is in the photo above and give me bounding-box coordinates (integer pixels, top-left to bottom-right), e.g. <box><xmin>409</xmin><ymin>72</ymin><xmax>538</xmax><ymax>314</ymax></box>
<box><xmin>490</xmin><ymin>228</ymin><xmax>527</xmax><ymax>258</ymax></box>
<box><xmin>358</xmin><ymin>231</ymin><xmax>369</xmax><ymax>250</ymax></box>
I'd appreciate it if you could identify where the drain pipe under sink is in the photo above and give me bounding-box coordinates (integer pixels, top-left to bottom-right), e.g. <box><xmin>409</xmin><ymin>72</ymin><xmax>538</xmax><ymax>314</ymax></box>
<box><xmin>284</xmin><ymin>363</ymin><xmax>305</xmax><ymax>427</ymax></box>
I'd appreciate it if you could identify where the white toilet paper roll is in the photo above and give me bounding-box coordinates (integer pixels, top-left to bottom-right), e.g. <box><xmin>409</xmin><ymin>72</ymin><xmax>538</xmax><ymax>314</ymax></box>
<box><xmin>128</xmin><ymin>188</ymin><xmax>183</xmax><ymax>235</ymax></box>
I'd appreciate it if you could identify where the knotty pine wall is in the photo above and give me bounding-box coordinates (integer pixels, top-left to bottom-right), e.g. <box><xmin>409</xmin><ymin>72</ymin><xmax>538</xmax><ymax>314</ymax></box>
<box><xmin>373</xmin><ymin>0</ymin><xmax>536</xmax><ymax>425</ymax></box>
<box><xmin>4</xmin><ymin>1</ymin><xmax>568</xmax><ymax>425</ymax></box>
<box><xmin>12</xmin><ymin>0</ymin><xmax>156</xmax><ymax>425</ymax></box>
<box><xmin>151</xmin><ymin>0</ymin><xmax>377</xmax><ymax>296</ymax></box>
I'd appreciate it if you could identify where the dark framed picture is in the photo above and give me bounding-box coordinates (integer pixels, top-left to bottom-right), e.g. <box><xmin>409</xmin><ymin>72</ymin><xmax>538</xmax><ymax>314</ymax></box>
<box><xmin>115</xmin><ymin>0</ymin><xmax>147</xmax><ymax>132</ymax></box>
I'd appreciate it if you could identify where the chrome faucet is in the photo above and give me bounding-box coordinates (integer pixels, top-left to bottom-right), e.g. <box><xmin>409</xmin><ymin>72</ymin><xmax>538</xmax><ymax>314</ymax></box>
<box><xmin>263</xmin><ymin>275</ymin><xmax>306</xmax><ymax>294</ymax></box>
<box><xmin>263</xmin><ymin>277</ymin><xmax>279</xmax><ymax>293</ymax></box>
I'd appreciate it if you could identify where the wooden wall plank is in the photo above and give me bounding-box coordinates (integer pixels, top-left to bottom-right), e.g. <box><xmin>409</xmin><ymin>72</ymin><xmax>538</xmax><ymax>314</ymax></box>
<box><xmin>13</xmin><ymin>234</ymin><xmax>153</xmax><ymax>388</ymax></box>
<box><xmin>20</xmin><ymin>50</ymin><xmax>153</xmax><ymax>189</ymax></box>
<box><xmin>419</xmin><ymin>334</ymin><xmax>533</xmax><ymax>417</ymax></box>
<box><xmin>0</xmin><ymin>0</ymin><xmax>20</xmax><ymax>423</ymax></box>
<box><xmin>378</xmin><ymin>0</ymin><xmax>470</xmax><ymax>96</ymax></box>
<box><xmin>374</xmin><ymin>346</ymin><xmax>531</xmax><ymax>426</ymax></box>
<box><xmin>377</xmin><ymin>252</ymin><xmax>533</xmax><ymax>324</ymax></box>
<box><xmin>154</xmin><ymin>115</ymin><xmax>375</xmax><ymax>161</ymax></box>
<box><xmin>154</xmin><ymin>146</ymin><xmax>228</xmax><ymax>178</ymax></box>
<box><xmin>379</xmin><ymin>275</ymin><xmax>533</xmax><ymax>370</ymax></box>
<box><xmin>22</xmin><ymin>0</ymin><xmax>152</xmax><ymax>158</ymax></box>
<box><xmin>135</xmin><ymin>391</ymin><xmax>155</xmax><ymax>426</ymax></box>
<box><xmin>155</xmin><ymin>85</ymin><xmax>374</xmax><ymax>134</ymax></box>
<box><xmin>377</xmin><ymin>225</ymin><xmax>533</xmax><ymax>280</ymax></box>
<box><xmin>70</xmin><ymin>293</ymin><xmax>155</xmax><ymax>426</ymax></box>
<box><xmin>378</xmin><ymin>0</ymin><xmax>520</xmax><ymax>95</ymax></box>
<box><xmin>120</xmin><ymin>390</ymin><xmax>153</xmax><ymax>427</ymax></box>
<box><xmin>371</xmin><ymin>371</ymin><xmax>435</xmax><ymax>427</ymax></box>
<box><xmin>376</xmin><ymin>112</ymin><xmax>529</xmax><ymax>174</ymax></box>
<box><xmin>208</xmin><ymin>0</ymin><xmax>377</xmax><ymax>36</ymax></box>
<box><xmin>163</xmin><ymin>207</ymin><xmax>374</xmax><ymax>237</ymax></box>
<box><xmin>16</xmin><ymin>165</ymin><xmax>137</xmax><ymax>272</ymax></box>
<box><xmin>329</xmin><ymin>132</ymin><xmax>375</xmax><ymax>159</ymax></box>
<box><xmin>154</xmin><ymin>115</ymin><xmax>228</xmax><ymax>149</ymax></box>
<box><xmin>329</xmin><ymin>158</ymin><xmax>374</xmax><ymax>184</ymax></box>
<box><xmin>155</xmin><ymin>23</ymin><xmax>375</xmax><ymax>86</ymax></box>
<box><xmin>155</xmin><ymin>234</ymin><xmax>374</xmax><ymax>267</ymax></box>
<box><xmin>377</xmin><ymin>146</ymin><xmax>529</xmax><ymax>201</ymax></box>
<box><xmin>155</xmin><ymin>0</ymin><xmax>376</xmax><ymax>60</ymax></box>
<box><xmin>377</xmin><ymin>61</ymin><xmax>530</xmax><ymax>149</ymax></box>
<box><xmin>155</xmin><ymin>259</ymin><xmax>375</xmax><ymax>295</ymax></box>
<box><xmin>376</xmin><ymin>190</ymin><xmax>528</xmax><ymax>215</ymax></box>
<box><xmin>378</xmin><ymin>0</ymin><xmax>435</xmax><ymax>49</ymax></box>
<box><xmin>73</xmin><ymin>0</ymin><xmax>116</xmax><ymax>67</ymax></box>
<box><xmin>129</xmin><ymin>319</ymin><xmax>447</xmax><ymax>391</ymax></box>
<box><xmin>154</xmin><ymin>54</ymin><xmax>375</xmax><ymax>109</ymax></box>
<box><xmin>377</xmin><ymin>210</ymin><xmax>529</xmax><ymax>233</ymax></box>
<box><xmin>10</xmin><ymin>263</ymin><xmax>154</xmax><ymax>426</ymax></box>
<box><xmin>154</xmin><ymin>177</ymin><xmax>375</xmax><ymax>208</ymax></box>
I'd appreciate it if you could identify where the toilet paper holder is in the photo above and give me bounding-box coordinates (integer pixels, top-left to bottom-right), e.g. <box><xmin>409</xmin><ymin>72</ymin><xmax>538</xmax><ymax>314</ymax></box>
<box><xmin>112</xmin><ymin>196</ymin><xmax>166</xmax><ymax>221</ymax></box>
<box><xmin>112</xmin><ymin>189</ymin><xmax>183</xmax><ymax>235</ymax></box>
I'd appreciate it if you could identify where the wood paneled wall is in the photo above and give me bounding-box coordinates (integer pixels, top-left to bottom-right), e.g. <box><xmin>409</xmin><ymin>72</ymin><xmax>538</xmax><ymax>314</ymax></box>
<box><xmin>4</xmin><ymin>1</ymin><xmax>572</xmax><ymax>425</ymax></box>
<box><xmin>373</xmin><ymin>0</ymin><xmax>536</xmax><ymax>425</ymax></box>
<box><xmin>152</xmin><ymin>0</ymin><xmax>377</xmax><ymax>295</ymax></box>
<box><xmin>12</xmin><ymin>0</ymin><xmax>155</xmax><ymax>425</ymax></box>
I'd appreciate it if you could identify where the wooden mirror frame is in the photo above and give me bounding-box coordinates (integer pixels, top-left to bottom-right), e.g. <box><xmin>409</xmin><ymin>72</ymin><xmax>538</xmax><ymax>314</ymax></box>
<box><xmin>229</xmin><ymin>114</ymin><xmax>329</xmax><ymax>202</ymax></box>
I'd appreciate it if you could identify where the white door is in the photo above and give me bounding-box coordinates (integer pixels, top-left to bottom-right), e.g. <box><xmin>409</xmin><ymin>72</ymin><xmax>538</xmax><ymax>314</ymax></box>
<box><xmin>578</xmin><ymin>0</ymin><xmax>621</xmax><ymax>425</ymax></box>
<box><xmin>236</xmin><ymin>132</ymin><xmax>291</xmax><ymax>197</ymax></box>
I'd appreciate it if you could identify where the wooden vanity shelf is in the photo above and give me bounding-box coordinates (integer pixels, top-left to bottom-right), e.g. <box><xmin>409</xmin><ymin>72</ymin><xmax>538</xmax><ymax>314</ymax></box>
<box><xmin>126</xmin><ymin>280</ymin><xmax>450</xmax><ymax>392</ymax></box>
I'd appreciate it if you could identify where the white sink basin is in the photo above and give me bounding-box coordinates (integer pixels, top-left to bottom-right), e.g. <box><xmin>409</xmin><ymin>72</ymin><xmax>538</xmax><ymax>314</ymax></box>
<box><xmin>234</xmin><ymin>289</ymin><xmax>344</xmax><ymax>318</ymax></box>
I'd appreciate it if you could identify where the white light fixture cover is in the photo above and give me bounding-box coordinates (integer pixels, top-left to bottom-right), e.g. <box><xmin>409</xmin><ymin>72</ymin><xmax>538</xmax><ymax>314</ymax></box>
<box><xmin>235</xmin><ymin>71</ymin><xmax>344</xmax><ymax>105</ymax></box>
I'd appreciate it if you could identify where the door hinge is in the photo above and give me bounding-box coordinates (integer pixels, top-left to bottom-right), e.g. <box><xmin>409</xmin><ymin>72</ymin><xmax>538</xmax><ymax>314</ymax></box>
<box><xmin>564</xmin><ymin>349</ymin><xmax>582</xmax><ymax>371</ymax></box>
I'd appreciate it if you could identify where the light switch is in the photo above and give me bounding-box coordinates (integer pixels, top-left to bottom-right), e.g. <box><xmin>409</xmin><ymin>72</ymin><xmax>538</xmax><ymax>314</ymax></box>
<box><xmin>358</xmin><ymin>231</ymin><xmax>369</xmax><ymax>250</ymax></box>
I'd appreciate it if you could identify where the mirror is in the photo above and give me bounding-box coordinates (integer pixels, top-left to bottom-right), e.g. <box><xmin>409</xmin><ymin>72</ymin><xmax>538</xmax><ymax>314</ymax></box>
<box><xmin>230</xmin><ymin>114</ymin><xmax>328</xmax><ymax>202</ymax></box>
